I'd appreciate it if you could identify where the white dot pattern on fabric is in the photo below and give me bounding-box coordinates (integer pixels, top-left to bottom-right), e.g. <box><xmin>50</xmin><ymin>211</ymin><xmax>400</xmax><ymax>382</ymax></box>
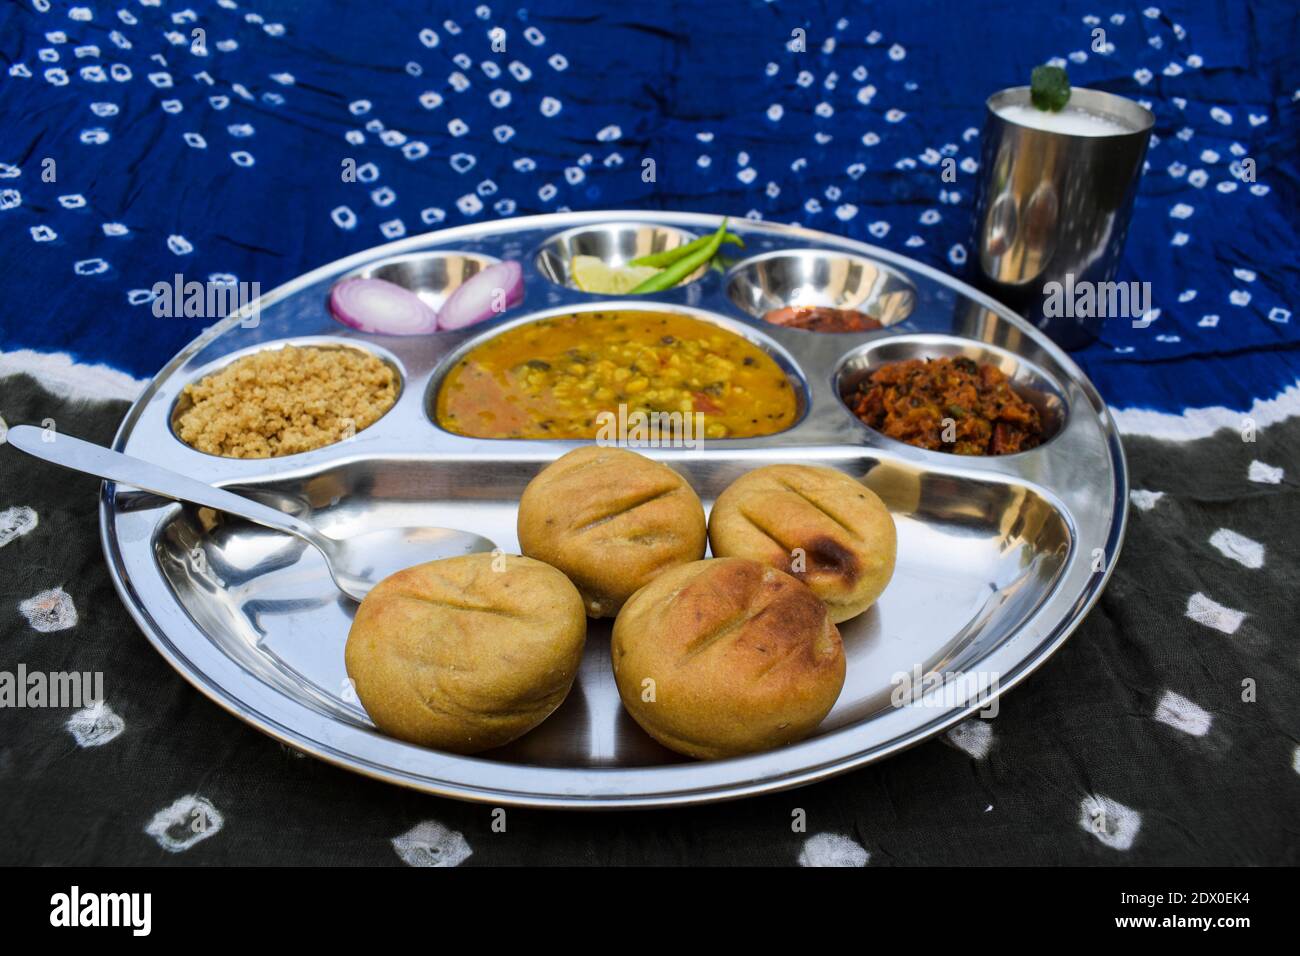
<box><xmin>1153</xmin><ymin>690</ymin><xmax>1213</xmax><ymax>737</ymax></box>
<box><xmin>1079</xmin><ymin>794</ymin><xmax>1141</xmax><ymax>851</ymax></box>
<box><xmin>1208</xmin><ymin>528</ymin><xmax>1264</xmax><ymax>569</ymax></box>
<box><xmin>1129</xmin><ymin>489</ymin><xmax>1164</xmax><ymax>511</ymax></box>
<box><xmin>66</xmin><ymin>700</ymin><xmax>125</xmax><ymax>747</ymax></box>
<box><xmin>798</xmin><ymin>833</ymin><xmax>869</xmax><ymax>867</ymax></box>
<box><xmin>1185</xmin><ymin>592</ymin><xmax>1245</xmax><ymax>635</ymax></box>
<box><xmin>1247</xmin><ymin>460</ymin><xmax>1283</xmax><ymax>484</ymax></box>
<box><xmin>391</xmin><ymin>820</ymin><xmax>473</xmax><ymax>867</ymax></box>
<box><xmin>18</xmin><ymin>587</ymin><xmax>78</xmax><ymax>632</ymax></box>
<box><xmin>0</xmin><ymin>506</ymin><xmax>39</xmax><ymax>548</ymax></box>
<box><xmin>0</xmin><ymin>4</ymin><xmax>1291</xmax><ymax>871</ymax></box>
<box><xmin>145</xmin><ymin>795</ymin><xmax>223</xmax><ymax>853</ymax></box>
<box><xmin>945</xmin><ymin>718</ymin><xmax>993</xmax><ymax>759</ymax></box>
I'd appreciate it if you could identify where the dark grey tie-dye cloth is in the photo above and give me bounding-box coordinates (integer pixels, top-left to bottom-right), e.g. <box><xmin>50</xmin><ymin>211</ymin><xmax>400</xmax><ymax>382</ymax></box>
<box><xmin>1</xmin><ymin>375</ymin><xmax>1295</xmax><ymax>866</ymax></box>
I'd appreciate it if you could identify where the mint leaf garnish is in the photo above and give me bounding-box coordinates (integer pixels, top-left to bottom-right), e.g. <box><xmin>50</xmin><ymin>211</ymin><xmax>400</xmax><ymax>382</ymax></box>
<box><xmin>1030</xmin><ymin>65</ymin><xmax>1071</xmax><ymax>112</ymax></box>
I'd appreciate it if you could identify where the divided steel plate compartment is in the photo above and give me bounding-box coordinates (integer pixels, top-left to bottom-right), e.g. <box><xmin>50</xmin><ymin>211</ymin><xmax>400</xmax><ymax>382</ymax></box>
<box><xmin>101</xmin><ymin>211</ymin><xmax>1127</xmax><ymax>808</ymax></box>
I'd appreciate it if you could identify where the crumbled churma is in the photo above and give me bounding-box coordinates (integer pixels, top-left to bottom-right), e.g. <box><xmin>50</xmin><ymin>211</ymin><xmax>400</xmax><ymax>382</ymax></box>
<box><xmin>175</xmin><ymin>345</ymin><xmax>397</xmax><ymax>458</ymax></box>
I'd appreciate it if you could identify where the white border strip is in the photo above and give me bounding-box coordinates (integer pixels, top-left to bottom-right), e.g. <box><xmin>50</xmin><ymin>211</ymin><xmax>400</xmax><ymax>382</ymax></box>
<box><xmin>0</xmin><ymin>349</ymin><xmax>146</xmax><ymax>404</ymax></box>
<box><xmin>1109</xmin><ymin>379</ymin><xmax>1300</xmax><ymax>441</ymax></box>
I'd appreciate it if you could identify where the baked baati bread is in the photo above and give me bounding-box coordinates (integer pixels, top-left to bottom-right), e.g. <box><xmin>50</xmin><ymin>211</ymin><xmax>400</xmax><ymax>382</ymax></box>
<box><xmin>345</xmin><ymin>552</ymin><xmax>586</xmax><ymax>754</ymax></box>
<box><xmin>611</xmin><ymin>557</ymin><xmax>845</xmax><ymax>759</ymax></box>
<box><xmin>517</xmin><ymin>446</ymin><xmax>706</xmax><ymax>618</ymax></box>
<box><xmin>708</xmin><ymin>464</ymin><xmax>896</xmax><ymax>623</ymax></box>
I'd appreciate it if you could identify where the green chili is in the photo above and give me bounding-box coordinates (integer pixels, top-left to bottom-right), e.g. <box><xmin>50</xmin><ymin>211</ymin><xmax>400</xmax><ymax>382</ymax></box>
<box><xmin>628</xmin><ymin>227</ymin><xmax>743</xmax><ymax>268</ymax></box>
<box><xmin>628</xmin><ymin>221</ymin><xmax>729</xmax><ymax>293</ymax></box>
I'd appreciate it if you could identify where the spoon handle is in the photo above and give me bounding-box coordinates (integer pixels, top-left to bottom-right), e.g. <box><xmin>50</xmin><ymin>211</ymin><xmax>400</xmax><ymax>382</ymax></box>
<box><xmin>5</xmin><ymin>425</ymin><xmax>332</xmax><ymax>553</ymax></box>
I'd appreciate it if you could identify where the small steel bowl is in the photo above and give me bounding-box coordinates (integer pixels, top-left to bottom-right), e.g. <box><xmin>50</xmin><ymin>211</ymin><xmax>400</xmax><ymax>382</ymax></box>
<box><xmin>342</xmin><ymin>251</ymin><xmax>501</xmax><ymax>314</ymax></box>
<box><xmin>835</xmin><ymin>333</ymin><xmax>1068</xmax><ymax>453</ymax></box>
<box><xmin>726</xmin><ymin>249</ymin><xmax>917</xmax><ymax>328</ymax></box>
<box><xmin>534</xmin><ymin>222</ymin><xmax>705</xmax><ymax>290</ymax></box>
<box><xmin>169</xmin><ymin>336</ymin><xmax>407</xmax><ymax>458</ymax></box>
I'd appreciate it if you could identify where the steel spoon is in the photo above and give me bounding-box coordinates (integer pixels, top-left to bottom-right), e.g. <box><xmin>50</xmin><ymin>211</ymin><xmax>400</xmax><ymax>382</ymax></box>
<box><xmin>5</xmin><ymin>425</ymin><xmax>496</xmax><ymax>602</ymax></box>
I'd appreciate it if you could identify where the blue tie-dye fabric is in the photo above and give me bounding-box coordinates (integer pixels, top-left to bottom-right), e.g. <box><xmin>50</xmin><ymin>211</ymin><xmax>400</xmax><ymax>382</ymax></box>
<box><xmin>0</xmin><ymin>0</ymin><xmax>1296</xmax><ymax>415</ymax></box>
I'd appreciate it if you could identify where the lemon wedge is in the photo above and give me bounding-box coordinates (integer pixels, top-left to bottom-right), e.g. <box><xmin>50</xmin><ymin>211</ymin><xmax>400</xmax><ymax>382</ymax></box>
<box><xmin>571</xmin><ymin>255</ymin><xmax>661</xmax><ymax>294</ymax></box>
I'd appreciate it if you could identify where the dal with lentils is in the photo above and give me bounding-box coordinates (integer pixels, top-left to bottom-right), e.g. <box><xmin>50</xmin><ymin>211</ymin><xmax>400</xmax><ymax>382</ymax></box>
<box><xmin>436</xmin><ymin>310</ymin><xmax>798</xmax><ymax>440</ymax></box>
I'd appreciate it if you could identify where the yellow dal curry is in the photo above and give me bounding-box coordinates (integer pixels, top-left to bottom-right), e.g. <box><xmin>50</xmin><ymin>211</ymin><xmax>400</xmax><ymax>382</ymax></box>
<box><xmin>435</xmin><ymin>310</ymin><xmax>799</xmax><ymax>440</ymax></box>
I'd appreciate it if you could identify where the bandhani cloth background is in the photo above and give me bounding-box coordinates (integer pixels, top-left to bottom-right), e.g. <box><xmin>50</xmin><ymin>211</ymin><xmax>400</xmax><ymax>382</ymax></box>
<box><xmin>0</xmin><ymin>1</ymin><xmax>1297</xmax><ymax>865</ymax></box>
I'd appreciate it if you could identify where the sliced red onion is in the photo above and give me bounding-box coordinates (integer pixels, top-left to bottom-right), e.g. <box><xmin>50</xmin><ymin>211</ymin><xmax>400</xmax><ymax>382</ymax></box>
<box><xmin>329</xmin><ymin>277</ymin><xmax>439</xmax><ymax>336</ymax></box>
<box><xmin>437</xmin><ymin>260</ymin><xmax>524</xmax><ymax>331</ymax></box>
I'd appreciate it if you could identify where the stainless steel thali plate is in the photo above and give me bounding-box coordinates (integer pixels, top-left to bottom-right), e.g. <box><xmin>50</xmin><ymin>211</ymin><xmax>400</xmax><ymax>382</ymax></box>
<box><xmin>100</xmin><ymin>211</ymin><xmax>1127</xmax><ymax>809</ymax></box>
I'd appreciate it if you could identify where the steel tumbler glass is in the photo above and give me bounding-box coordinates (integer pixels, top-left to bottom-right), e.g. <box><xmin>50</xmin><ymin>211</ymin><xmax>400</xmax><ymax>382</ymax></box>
<box><xmin>971</xmin><ymin>86</ymin><xmax>1154</xmax><ymax>350</ymax></box>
